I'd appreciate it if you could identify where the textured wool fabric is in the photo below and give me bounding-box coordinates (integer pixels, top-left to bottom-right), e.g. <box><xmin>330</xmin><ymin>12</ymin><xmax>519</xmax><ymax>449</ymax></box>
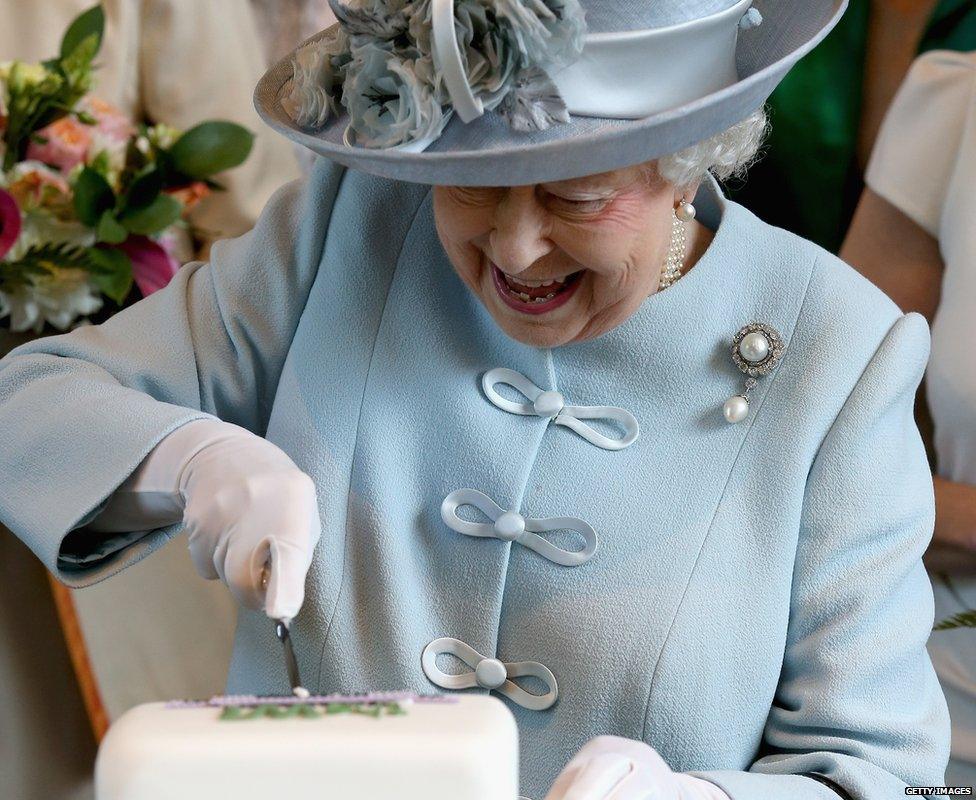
<box><xmin>0</xmin><ymin>159</ymin><xmax>949</xmax><ymax>799</ymax></box>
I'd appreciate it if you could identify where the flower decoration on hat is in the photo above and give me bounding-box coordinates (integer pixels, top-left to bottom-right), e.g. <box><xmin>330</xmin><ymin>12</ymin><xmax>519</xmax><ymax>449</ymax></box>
<box><xmin>282</xmin><ymin>0</ymin><xmax>587</xmax><ymax>150</ymax></box>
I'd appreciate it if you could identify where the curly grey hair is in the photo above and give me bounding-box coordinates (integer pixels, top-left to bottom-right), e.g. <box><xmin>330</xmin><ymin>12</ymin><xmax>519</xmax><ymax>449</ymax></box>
<box><xmin>652</xmin><ymin>108</ymin><xmax>769</xmax><ymax>188</ymax></box>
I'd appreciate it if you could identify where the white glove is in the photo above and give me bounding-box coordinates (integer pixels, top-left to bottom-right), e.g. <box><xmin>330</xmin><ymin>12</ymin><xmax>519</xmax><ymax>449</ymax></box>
<box><xmin>84</xmin><ymin>417</ymin><xmax>321</xmax><ymax>623</ymax></box>
<box><xmin>544</xmin><ymin>736</ymin><xmax>732</xmax><ymax>800</ymax></box>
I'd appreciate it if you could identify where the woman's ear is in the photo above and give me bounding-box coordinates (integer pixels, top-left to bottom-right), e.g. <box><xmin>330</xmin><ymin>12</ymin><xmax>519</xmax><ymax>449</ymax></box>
<box><xmin>674</xmin><ymin>179</ymin><xmax>702</xmax><ymax>205</ymax></box>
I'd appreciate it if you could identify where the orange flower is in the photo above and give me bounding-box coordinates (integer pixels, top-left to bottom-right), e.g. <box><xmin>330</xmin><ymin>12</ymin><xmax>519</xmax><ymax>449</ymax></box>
<box><xmin>165</xmin><ymin>181</ymin><xmax>211</xmax><ymax>213</ymax></box>
<box><xmin>6</xmin><ymin>163</ymin><xmax>71</xmax><ymax>213</ymax></box>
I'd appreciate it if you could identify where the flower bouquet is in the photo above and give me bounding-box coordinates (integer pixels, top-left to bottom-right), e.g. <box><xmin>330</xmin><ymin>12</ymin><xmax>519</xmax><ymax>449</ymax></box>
<box><xmin>0</xmin><ymin>4</ymin><xmax>255</xmax><ymax>333</ymax></box>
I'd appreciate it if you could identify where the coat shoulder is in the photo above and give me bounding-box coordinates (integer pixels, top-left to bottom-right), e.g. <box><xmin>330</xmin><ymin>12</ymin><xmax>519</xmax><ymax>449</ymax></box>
<box><xmin>746</xmin><ymin>205</ymin><xmax>903</xmax><ymax>336</ymax></box>
<box><xmin>736</xmin><ymin>204</ymin><xmax>915</xmax><ymax>364</ymax></box>
<box><xmin>325</xmin><ymin>160</ymin><xmax>432</xmax><ymax>226</ymax></box>
<box><xmin>729</xmin><ymin>204</ymin><xmax>929</xmax><ymax>420</ymax></box>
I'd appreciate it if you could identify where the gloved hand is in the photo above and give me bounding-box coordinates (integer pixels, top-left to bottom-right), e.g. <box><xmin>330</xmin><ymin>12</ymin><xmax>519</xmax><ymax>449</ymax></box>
<box><xmin>544</xmin><ymin>736</ymin><xmax>732</xmax><ymax>800</ymax></box>
<box><xmin>84</xmin><ymin>417</ymin><xmax>321</xmax><ymax>623</ymax></box>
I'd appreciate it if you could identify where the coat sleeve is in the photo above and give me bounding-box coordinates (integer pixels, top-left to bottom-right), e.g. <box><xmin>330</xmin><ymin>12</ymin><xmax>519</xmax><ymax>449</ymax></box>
<box><xmin>0</xmin><ymin>157</ymin><xmax>347</xmax><ymax>588</ymax></box>
<box><xmin>689</xmin><ymin>311</ymin><xmax>951</xmax><ymax>798</ymax></box>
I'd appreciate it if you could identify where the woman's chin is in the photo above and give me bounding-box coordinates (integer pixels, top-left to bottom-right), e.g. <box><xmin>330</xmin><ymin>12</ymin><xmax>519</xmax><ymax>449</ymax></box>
<box><xmin>497</xmin><ymin>317</ymin><xmax>580</xmax><ymax>348</ymax></box>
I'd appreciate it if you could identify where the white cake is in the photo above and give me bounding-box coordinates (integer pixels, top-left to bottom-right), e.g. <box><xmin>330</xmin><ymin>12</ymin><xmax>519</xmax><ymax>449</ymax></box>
<box><xmin>95</xmin><ymin>693</ymin><xmax>519</xmax><ymax>799</ymax></box>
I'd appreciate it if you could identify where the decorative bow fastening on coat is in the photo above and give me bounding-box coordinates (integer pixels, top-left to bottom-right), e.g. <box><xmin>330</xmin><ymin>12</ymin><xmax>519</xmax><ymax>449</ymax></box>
<box><xmin>482</xmin><ymin>368</ymin><xmax>639</xmax><ymax>451</ymax></box>
<box><xmin>422</xmin><ymin>637</ymin><xmax>558</xmax><ymax>711</ymax></box>
<box><xmin>441</xmin><ymin>488</ymin><xmax>598</xmax><ymax>567</ymax></box>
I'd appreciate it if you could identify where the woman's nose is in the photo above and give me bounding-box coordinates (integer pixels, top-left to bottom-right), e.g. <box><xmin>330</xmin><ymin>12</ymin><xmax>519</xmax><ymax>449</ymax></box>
<box><xmin>489</xmin><ymin>187</ymin><xmax>554</xmax><ymax>274</ymax></box>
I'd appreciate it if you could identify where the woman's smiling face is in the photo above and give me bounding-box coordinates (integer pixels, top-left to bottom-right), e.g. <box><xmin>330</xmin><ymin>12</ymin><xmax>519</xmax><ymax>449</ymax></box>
<box><xmin>432</xmin><ymin>162</ymin><xmax>688</xmax><ymax>347</ymax></box>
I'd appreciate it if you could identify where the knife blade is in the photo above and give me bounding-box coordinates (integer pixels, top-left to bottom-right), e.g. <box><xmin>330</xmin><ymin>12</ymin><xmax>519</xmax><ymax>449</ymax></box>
<box><xmin>260</xmin><ymin>560</ymin><xmax>307</xmax><ymax>696</ymax></box>
<box><xmin>275</xmin><ymin>618</ymin><xmax>304</xmax><ymax>692</ymax></box>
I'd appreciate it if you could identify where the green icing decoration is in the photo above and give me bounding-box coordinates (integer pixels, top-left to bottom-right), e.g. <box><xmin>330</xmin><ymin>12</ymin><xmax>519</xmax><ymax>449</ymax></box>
<box><xmin>219</xmin><ymin>701</ymin><xmax>406</xmax><ymax>721</ymax></box>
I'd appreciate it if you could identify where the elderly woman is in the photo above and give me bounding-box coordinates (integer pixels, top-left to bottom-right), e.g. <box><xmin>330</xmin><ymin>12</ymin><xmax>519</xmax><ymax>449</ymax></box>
<box><xmin>0</xmin><ymin>1</ymin><xmax>950</xmax><ymax>798</ymax></box>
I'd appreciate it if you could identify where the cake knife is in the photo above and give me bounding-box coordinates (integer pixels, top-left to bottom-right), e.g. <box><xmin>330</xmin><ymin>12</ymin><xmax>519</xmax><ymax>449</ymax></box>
<box><xmin>260</xmin><ymin>561</ymin><xmax>307</xmax><ymax>697</ymax></box>
<box><xmin>275</xmin><ymin>619</ymin><xmax>306</xmax><ymax>696</ymax></box>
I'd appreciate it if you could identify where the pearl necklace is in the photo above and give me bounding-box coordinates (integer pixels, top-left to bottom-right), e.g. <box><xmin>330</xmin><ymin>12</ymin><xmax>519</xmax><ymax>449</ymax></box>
<box><xmin>658</xmin><ymin>213</ymin><xmax>687</xmax><ymax>291</ymax></box>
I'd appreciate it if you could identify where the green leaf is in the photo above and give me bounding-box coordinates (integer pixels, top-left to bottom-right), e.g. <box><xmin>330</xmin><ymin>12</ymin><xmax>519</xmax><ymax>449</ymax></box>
<box><xmin>119</xmin><ymin>194</ymin><xmax>182</xmax><ymax>236</ymax></box>
<box><xmin>122</xmin><ymin>168</ymin><xmax>163</xmax><ymax>211</ymax></box>
<box><xmin>87</xmin><ymin>247</ymin><xmax>132</xmax><ymax>304</ymax></box>
<box><xmin>73</xmin><ymin>167</ymin><xmax>116</xmax><ymax>227</ymax></box>
<box><xmin>96</xmin><ymin>211</ymin><xmax>128</xmax><ymax>244</ymax></box>
<box><xmin>169</xmin><ymin>121</ymin><xmax>254</xmax><ymax>179</ymax></box>
<box><xmin>2</xmin><ymin>62</ymin><xmax>66</xmax><ymax>168</ymax></box>
<box><xmin>57</xmin><ymin>33</ymin><xmax>99</xmax><ymax>105</ymax></box>
<box><xmin>60</xmin><ymin>4</ymin><xmax>105</xmax><ymax>61</ymax></box>
<box><xmin>89</xmin><ymin>149</ymin><xmax>111</xmax><ymax>176</ymax></box>
<box><xmin>934</xmin><ymin>610</ymin><xmax>976</xmax><ymax>631</ymax></box>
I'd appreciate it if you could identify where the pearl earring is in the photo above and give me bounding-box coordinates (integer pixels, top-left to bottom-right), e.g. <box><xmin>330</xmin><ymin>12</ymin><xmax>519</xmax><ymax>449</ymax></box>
<box><xmin>675</xmin><ymin>198</ymin><xmax>696</xmax><ymax>222</ymax></box>
<box><xmin>723</xmin><ymin>322</ymin><xmax>784</xmax><ymax>423</ymax></box>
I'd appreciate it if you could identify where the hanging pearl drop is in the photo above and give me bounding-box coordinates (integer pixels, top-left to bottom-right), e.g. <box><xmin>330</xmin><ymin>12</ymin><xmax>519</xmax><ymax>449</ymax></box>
<box><xmin>723</xmin><ymin>395</ymin><xmax>750</xmax><ymax>423</ymax></box>
<box><xmin>738</xmin><ymin>331</ymin><xmax>770</xmax><ymax>364</ymax></box>
<box><xmin>675</xmin><ymin>200</ymin><xmax>696</xmax><ymax>222</ymax></box>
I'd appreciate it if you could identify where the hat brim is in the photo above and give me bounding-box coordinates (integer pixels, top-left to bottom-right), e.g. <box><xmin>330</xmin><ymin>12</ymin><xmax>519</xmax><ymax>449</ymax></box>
<box><xmin>254</xmin><ymin>0</ymin><xmax>846</xmax><ymax>186</ymax></box>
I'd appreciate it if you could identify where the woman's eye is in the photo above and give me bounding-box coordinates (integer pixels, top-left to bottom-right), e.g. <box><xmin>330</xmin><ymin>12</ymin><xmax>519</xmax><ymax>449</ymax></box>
<box><xmin>546</xmin><ymin>195</ymin><xmax>610</xmax><ymax>215</ymax></box>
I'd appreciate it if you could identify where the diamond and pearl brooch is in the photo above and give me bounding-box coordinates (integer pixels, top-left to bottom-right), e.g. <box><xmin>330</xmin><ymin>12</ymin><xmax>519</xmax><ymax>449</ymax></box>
<box><xmin>723</xmin><ymin>322</ymin><xmax>784</xmax><ymax>424</ymax></box>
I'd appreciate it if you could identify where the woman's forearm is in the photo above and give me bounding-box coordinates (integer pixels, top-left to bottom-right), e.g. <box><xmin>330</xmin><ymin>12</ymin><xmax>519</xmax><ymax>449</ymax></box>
<box><xmin>840</xmin><ymin>189</ymin><xmax>943</xmax><ymax>322</ymax></box>
<box><xmin>933</xmin><ymin>475</ymin><xmax>976</xmax><ymax>552</ymax></box>
<box><xmin>859</xmin><ymin>0</ymin><xmax>939</xmax><ymax>168</ymax></box>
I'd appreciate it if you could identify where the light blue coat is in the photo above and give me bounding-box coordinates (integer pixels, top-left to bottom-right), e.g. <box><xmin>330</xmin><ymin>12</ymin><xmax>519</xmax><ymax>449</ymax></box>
<box><xmin>0</xmin><ymin>158</ymin><xmax>950</xmax><ymax>799</ymax></box>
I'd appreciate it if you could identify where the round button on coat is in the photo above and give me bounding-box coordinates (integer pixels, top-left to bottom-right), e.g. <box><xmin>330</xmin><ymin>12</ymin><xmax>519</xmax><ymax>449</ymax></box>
<box><xmin>493</xmin><ymin>511</ymin><xmax>526</xmax><ymax>541</ymax></box>
<box><xmin>533</xmin><ymin>391</ymin><xmax>564</xmax><ymax>418</ymax></box>
<box><xmin>475</xmin><ymin>658</ymin><xmax>508</xmax><ymax>689</ymax></box>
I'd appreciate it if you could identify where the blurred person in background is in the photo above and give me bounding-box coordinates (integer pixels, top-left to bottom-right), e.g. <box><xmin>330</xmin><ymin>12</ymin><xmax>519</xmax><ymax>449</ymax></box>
<box><xmin>729</xmin><ymin>0</ymin><xmax>976</xmax><ymax>252</ymax></box>
<box><xmin>842</xmin><ymin>49</ymin><xmax>976</xmax><ymax>786</ymax></box>
<box><xmin>249</xmin><ymin>0</ymin><xmax>337</xmax><ymax>63</ymax></box>
<box><xmin>248</xmin><ymin>0</ymin><xmax>337</xmax><ymax>170</ymax></box>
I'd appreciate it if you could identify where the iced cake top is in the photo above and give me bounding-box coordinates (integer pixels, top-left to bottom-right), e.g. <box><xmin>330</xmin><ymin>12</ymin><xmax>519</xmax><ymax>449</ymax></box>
<box><xmin>164</xmin><ymin>692</ymin><xmax>456</xmax><ymax>720</ymax></box>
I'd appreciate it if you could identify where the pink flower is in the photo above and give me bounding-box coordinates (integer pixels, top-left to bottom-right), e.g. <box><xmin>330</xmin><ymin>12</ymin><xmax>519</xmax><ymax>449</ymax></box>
<box><xmin>117</xmin><ymin>235</ymin><xmax>181</xmax><ymax>297</ymax></box>
<box><xmin>0</xmin><ymin>188</ymin><xmax>22</xmax><ymax>260</ymax></box>
<box><xmin>26</xmin><ymin>116</ymin><xmax>92</xmax><ymax>174</ymax></box>
<box><xmin>80</xmin><ymin>97</ymin><xmax>135</xmax><ymax>143</ymax></box>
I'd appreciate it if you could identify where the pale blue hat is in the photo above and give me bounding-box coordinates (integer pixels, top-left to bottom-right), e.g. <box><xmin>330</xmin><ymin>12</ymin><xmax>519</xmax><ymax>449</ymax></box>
<box><xmin>254</xmin><ymin>0</ymin><xmax>847</xmax><ymax>185</ymax></box>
